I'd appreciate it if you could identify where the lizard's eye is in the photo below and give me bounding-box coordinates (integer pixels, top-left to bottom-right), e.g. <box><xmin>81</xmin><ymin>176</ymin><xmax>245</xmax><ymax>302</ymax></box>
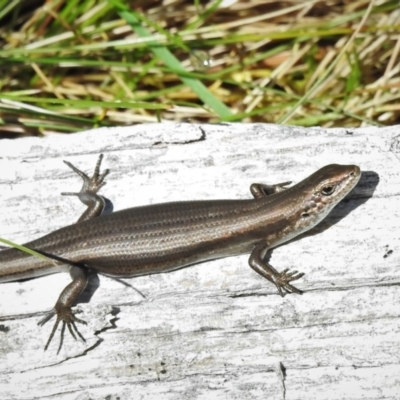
<box><xmin>321</xmin><ymin>185</ymin><xmax>335</xmax><ymax>196</ymax></box>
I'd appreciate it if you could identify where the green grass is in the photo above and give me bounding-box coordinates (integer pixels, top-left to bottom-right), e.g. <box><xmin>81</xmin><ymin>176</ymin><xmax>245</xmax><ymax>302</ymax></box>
<box><xmin>0</xmin><ymin>238</ymin><xmax>60</xmax><ymax>266</ymax></box>
<box><xmin>0</xmin><ymin>0</ymin><xmax>399</xmax><ymax>136</ymax></box>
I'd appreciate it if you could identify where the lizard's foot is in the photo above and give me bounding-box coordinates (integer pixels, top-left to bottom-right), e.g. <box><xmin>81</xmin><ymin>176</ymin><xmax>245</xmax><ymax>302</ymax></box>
<box><xmin>62</xmin><ymin>153</ymin><xmax>109</xmax><ymax>197</ymax></box>
<box><xmin>272</xmin><ymin>269</ymin><xmax>304</xmax><ymax>297</ymax></box>
<box><xmin>38</xmin><ymin>306</ymin><xmax>86</xmax><ymax>353</ymax></box>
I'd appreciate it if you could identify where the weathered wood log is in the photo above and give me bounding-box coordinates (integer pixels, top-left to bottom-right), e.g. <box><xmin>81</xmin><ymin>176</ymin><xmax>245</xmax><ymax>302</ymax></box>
<box><xmin>0</xmin><ymin>123</ymin><xmax>399</xmax><ymax>399</ymax></box>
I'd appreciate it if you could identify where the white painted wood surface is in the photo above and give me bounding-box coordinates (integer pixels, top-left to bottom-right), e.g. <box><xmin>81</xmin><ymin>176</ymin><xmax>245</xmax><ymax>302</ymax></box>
<box><xmin>0</xmin><ymin>123</ymin><xmax>399</xmax><ymax>400</ymax></box>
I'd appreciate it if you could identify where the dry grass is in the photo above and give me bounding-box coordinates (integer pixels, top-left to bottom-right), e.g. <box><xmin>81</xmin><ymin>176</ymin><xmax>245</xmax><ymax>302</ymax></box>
<box><xmin>0</xmin><ymin>0</ymin><xmax>399</xmax><ymax>137</ymax></box>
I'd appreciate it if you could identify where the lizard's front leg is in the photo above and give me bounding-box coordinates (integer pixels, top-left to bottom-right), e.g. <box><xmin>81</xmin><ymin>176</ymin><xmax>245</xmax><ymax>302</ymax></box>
<box><xmin>248</xmin><ymin>243</ymin><xmax>304</xmax><ymax>296</ymax></box>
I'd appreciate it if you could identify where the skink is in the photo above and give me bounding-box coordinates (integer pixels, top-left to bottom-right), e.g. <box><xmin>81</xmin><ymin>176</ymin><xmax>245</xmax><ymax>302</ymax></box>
<box><xmin>0</xmin><ymin>155</ymin><xmax>361</xmax><ymax>351</ymax></box>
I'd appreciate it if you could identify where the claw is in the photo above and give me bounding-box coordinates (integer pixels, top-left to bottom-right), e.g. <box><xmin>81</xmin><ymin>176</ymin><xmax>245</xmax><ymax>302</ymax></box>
<box><xmin>272</xmin><ymin>181</ymin><xmax>292</xmax><ymax>193</ymax></box>
<box><xmin>39</xmin><ymin>307</ymin><xmax>86</xmax><ymax>353</ymax></box>
<box><xmin>273</xmin><ymin>269</ymin><xmax>304</xmax><ymax>296</ymax></box>
<box><xmin>60</xmin><ymin>155</ymin><xmax>109</xmax><ymax>222</ymax></box>
<box><xmin>62</xmin><ymin>154</ymin><xmax>109</xmax><ymax>197</ymax></box>
<box><xmin>281</xmin><ymin>268</ymin><xmax>289</xmax><ymax>274</ymax></box>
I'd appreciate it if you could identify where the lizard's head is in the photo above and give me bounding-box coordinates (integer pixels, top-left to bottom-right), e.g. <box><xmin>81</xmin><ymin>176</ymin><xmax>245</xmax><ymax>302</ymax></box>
<box><xmin>292</xmin><ymin>164</ymin><xmax>361</xmax><ymax>235</ymax></box>
<box><xmin>306</xmin><ymin>163</ymin><xmax>360</xmax><ymax>208</ymax></box>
